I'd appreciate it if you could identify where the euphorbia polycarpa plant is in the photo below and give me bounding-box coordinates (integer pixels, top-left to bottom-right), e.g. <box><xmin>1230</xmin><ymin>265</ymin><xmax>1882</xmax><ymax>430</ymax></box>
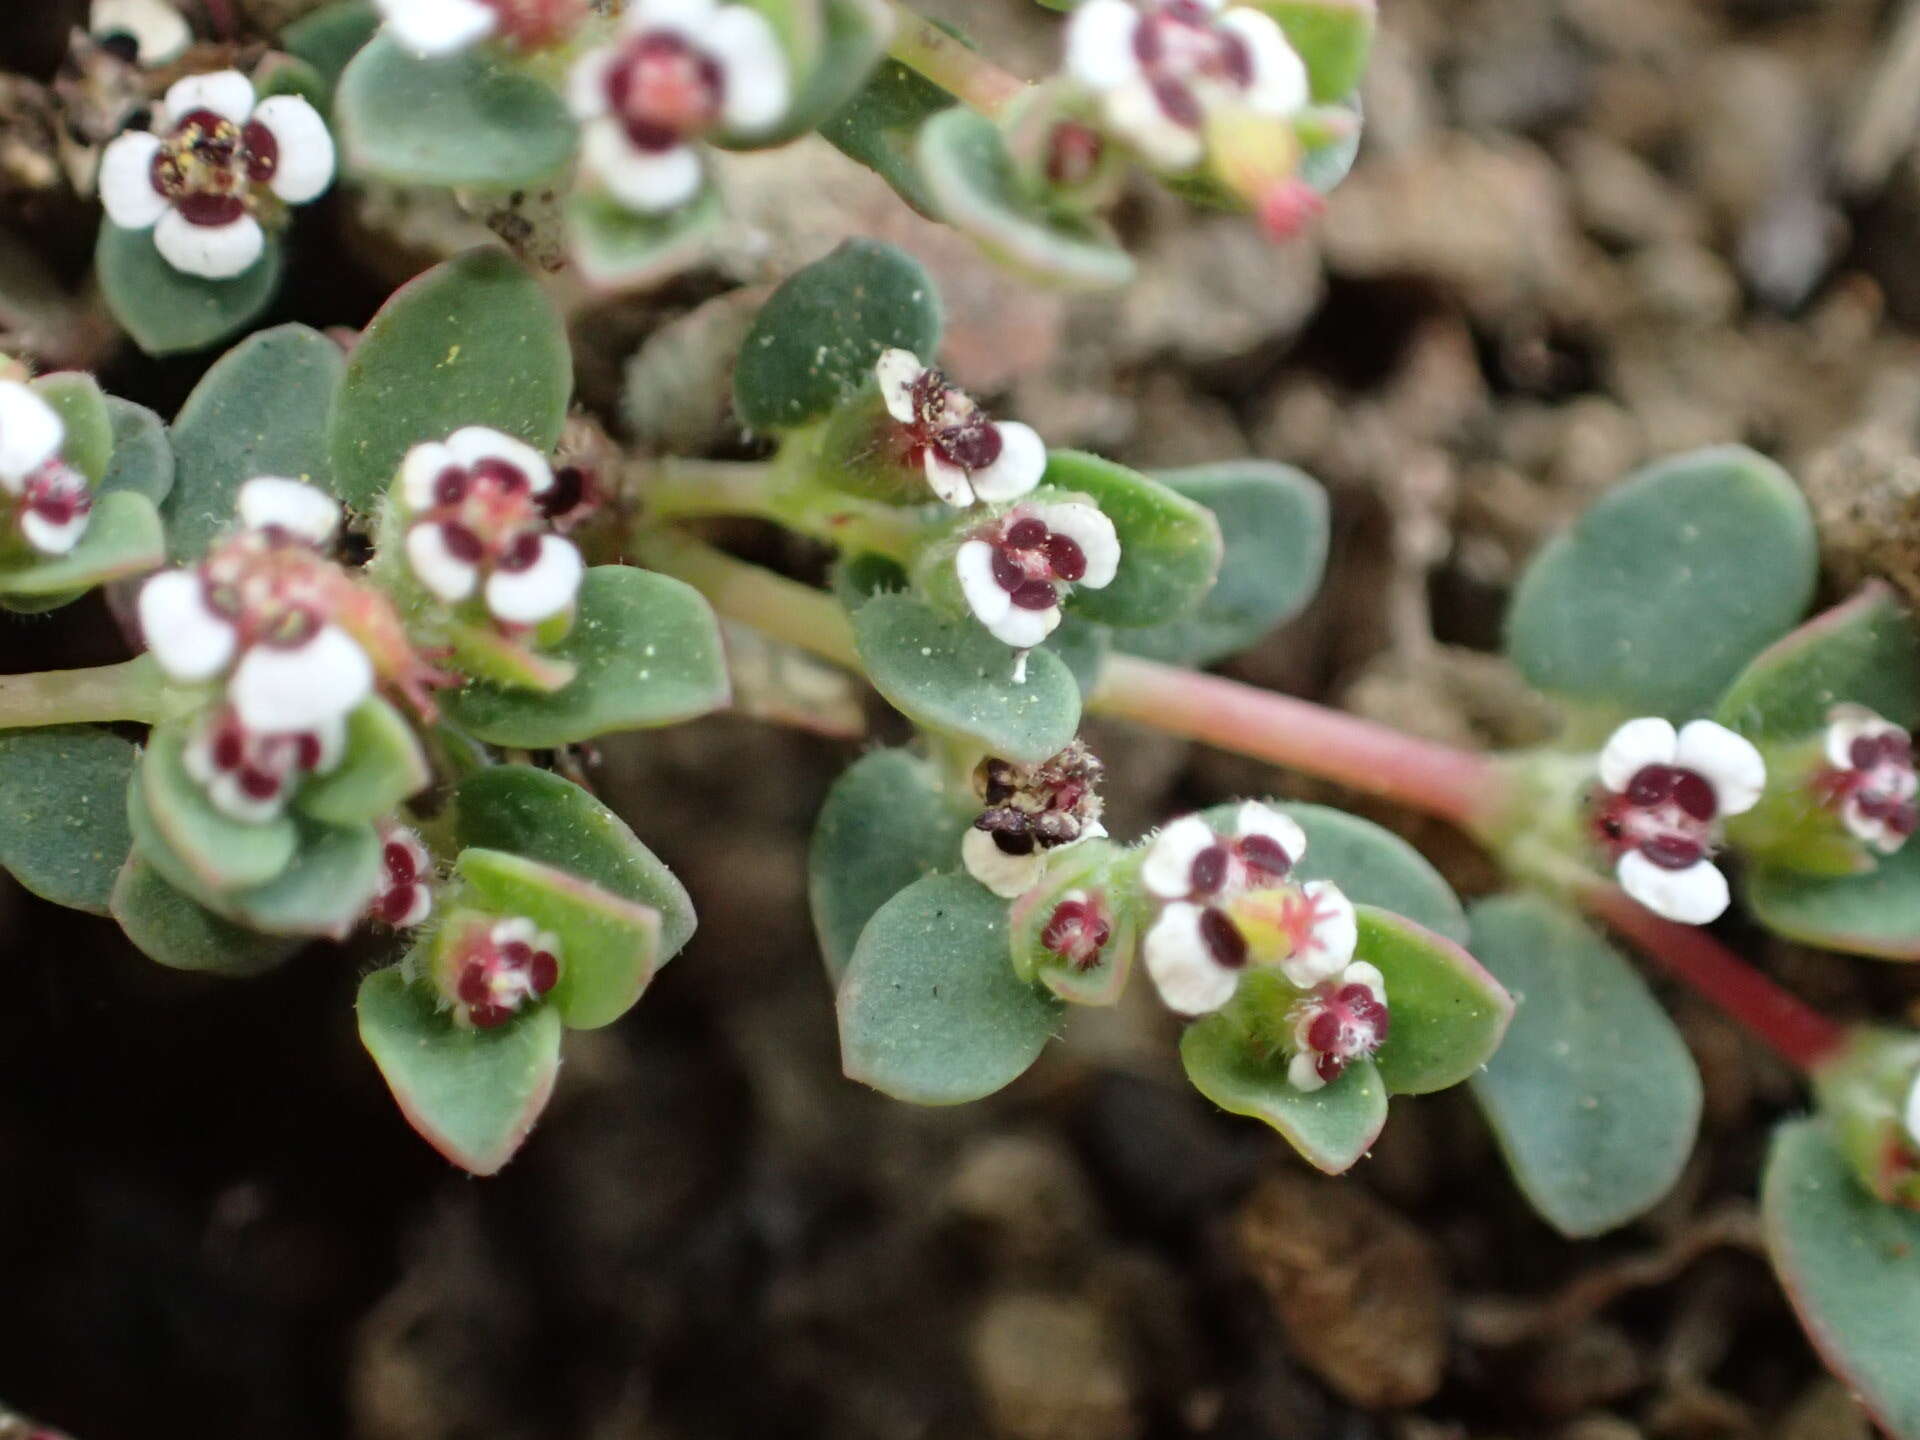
<box><xmin>5</xmin><ymin>0</ymin><xmax>1920</xmax><ymax>1432</ymax></box>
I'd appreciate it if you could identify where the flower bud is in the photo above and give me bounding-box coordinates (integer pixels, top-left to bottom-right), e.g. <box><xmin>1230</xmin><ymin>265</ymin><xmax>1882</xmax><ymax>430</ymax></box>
<box><xmin>1814</xmin><ymin>1028</ymin><xmax>1920</xmax><ymax>1210</ymax></box>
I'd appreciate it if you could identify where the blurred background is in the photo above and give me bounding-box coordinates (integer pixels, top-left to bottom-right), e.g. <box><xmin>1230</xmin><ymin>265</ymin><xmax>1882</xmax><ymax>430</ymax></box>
<box><xmin>3</xmin><ymin>0</ymin><xmax>1919</xmax><ymax>1434</ymax></box>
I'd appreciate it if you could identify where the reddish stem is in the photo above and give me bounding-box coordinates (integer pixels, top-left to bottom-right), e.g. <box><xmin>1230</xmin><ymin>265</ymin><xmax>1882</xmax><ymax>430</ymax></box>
<box><xmin>1581</xmin><ymin>882</ymin><xmax>1849</xmax><ymax>1074</ymax></box>
<box><xmin>1092</xmin><ymin>654</ymin><xmax>1506</xmax><ymax>831</ymax></box>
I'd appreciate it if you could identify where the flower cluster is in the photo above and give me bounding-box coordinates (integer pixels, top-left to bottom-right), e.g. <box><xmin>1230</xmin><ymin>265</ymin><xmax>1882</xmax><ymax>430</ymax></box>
<box><xmin>569</xmin><ymin>0</ymin><xmax>790</xmax><ymax>214</ymax></box>
<box><xmin>1592</xmin><ymin>717</ymin><xmax>1765</xmax><ymax>925</ymax></box>
<box><xmin>1063</xmin><ymin>0</ymin><xmax>1309</xmax><ymax>173</ymax></box>
<box><xmin>397</xmin><ymin>426</ymin><xmax>585</xmax><ymax>626</ymax></box>
<box><xmin>1038</xmin><ymin>889</ymin><xmax>1115</xmax><ymax>970</ymax></box>
<box><xmin>440</xmin><ymin>915</ymin><xmax>562</xmax><ymax>1029</ymax></box>
<box><xmin>100</xmin><ymin>71</ymin><xmax>334</xmax><ymax>280</ymax></box>
<box><xmin>955</xmin><ymin>501</ymin><xmax>1120</xmax><ymax>651</ymax></box>
<box><xmin>374</xmin><ymin>0</ymin><xmax>587</xmax><ymax>58</ymax></box>
<box><xmin>875</xmin><ymin>350</ymin><xmax>1046</xmax><ymax>508</ymax></box>
<box><xmin>1816</xmin><ymin>706</ymin><xmax>1917</xmax><ymax>856</ymax></box>
<box><xmin>962</xmin><ymin>742</ymin><xmax>1107</xmax><ymax>898</ymax></box>
<box><xmin>183</xmin><ymin>704</ymin><xmax>343</xmax><ymax>823</ymax></box>
<box><xmin>371</xmin><ymin>825</ymin><xmax>435</xmax><ymax>929</ymax></box>
<box><xmin>1283</xmin><ymin>959</ymin><xmax>1389</xmax><ymax>1092</ymax></box>
<box><xmin>0</xmin><ymin>381</ymin><xmax>92</xmax><ymax>559</ymax></box>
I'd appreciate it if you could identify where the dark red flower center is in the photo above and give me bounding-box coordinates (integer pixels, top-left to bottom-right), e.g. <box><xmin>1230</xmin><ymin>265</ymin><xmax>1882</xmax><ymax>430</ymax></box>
<box><xmin>1041</xmin><ymin>896</ymin><xmax>1113</xmax><ymax>970</ymax></box>
<box><xmin>1131</xmin><ymin>1</ymin><xmax>1255</xmax><ymax>129</ymax></box>
<box><xmin>1594</xmin><ymin>764</ymin><xmax>1719</xmax><ymax>871</ymax></box>
<box><xmin>607</xmin><ymin>31</ymin><xmax>725</xmax><ymax>150</ymax></box>
<box><xmin>148</xmin><ymin>109</ymin><xmax>279</xmax><ymax>225</ymax></box>
<box><xmin>457</xmin><ymin>926</ymin><xmax>561</xmax><ymax>1029</ymax></box>
<box><xmin>989</xmin><ymin>514</ymin><xmax>1088</xmax><ymax>610</ymax></box>
<box><xmin>1300</xmin><ymin>981</ymin><xmax>1390</xmax><ymax>1083</ymax></box>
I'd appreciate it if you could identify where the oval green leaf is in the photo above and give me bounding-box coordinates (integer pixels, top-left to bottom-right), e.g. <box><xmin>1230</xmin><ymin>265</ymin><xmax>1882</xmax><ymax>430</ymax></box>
<box><xmin>1180</xmin><ymin>1016</ymin><xmax>1387</xmax><ymax>1173</ymax></box>
<box><xmin>0</xmin><ymin>725</ymin><xmax>136</xmax><ymax>914</ymax></box>
<box><xmin>1036</xmin><ymin>453</ymin><xmax>1222</xmax><ymax>629</ymax></box>
<box><xmin>1747</xmin><ymin>847</ymin><xmax>1920</xmax><ymax>962</ymax></box>
<box><xmin>32</xmin><ymin>372</ymin><xmax>113</xmax><ymax>483</ymax></box>
<box><xmin>0</xmin><ymin>490</ymin><xmax>164</xmax><ymax>601</ymax></box>
<box><xmin>111</xmin><ymin>852</ymin><xmax>301</xmax><ymax>976</ymax></box>
<box><xmin>280</xmin><ymin>0</ymin><xmax>380</xmax><ymax>99</ymax></box>
<box><xmin>817</xmin><ymin>59</ymin><xmax>952</xmax><ymax>217</ymax></box>
<box><xmin>749</xmin><ymin>0</ymin><xmax>891</xmax><ymax>144</ymax></box>
<box><xmin>1716</xmin><ymin>584</ymin><xmax>1920</xmax><ymax>742</ymax></box>
<box><xmin>567</xmin><ymin>185</ymin><xmax>723</xmax><ymax>292</ymax></box>
<box><xmin>294</xmin><ymin>696</ymin><xmax>431</xmax><ymax>825</ymax></box>
<box><xmin>1467</xmin><ymin>894</ymin><xmax>1703</xmax><ymax>1237</ymax></box>
<box><xmin>1505</xmin><ymin>445</ymin><xmax>1817</xmax><ymax>722</ymax></box>
<box><xmin>838</xmin><ymin>872</ymin><xmax>1062</xmax><ymax>1104</ymax></box>
<box><xmin>1252</xmin><ymin>0</ymin><xmax>1376</xmax><ymax>102</ymax></box>
<box><xmin>98</xmin><ymin>397</ymin><xmax>174</xmax><ymax>504</ymax></box>
<box><xmin>96</xmin><ymin>222</ymin><xmax>283</xmax><ymax>357</ymax></box>
<box><xmin>1355</xmin><ymin>904</ymin><xmax>1511</xmax><ymax>1095</ymax></box>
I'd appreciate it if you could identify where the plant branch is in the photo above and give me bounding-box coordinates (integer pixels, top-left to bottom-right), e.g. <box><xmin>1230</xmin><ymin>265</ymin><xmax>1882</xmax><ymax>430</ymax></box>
<box><xmin>0</xmin><ymin>656</ymin><xmax>185</xmax><ymax>729</ymax></box>
<box><xmin>1090</xmin><ymin>653</ymin><xmax>1510</xmax><ymax>832</ymax></box>
<box><xmin>1580</xmin><ymin>881</ymin><xmax>1850</xmax><ymax>1074</ymax></box>
<box><xmin>882</xmin><ymin>1</ymin><xmax>1031</xmax><ymax>118</ymax></box>
<box><xmin>634</xmin><ymin>529</ymin><xmax>860</xmax><ymax>669</ymax></box>
<box><xmin>647</xmin><ymin>457</ymin><xmax>923</xmax><ymax>562</ymax></box>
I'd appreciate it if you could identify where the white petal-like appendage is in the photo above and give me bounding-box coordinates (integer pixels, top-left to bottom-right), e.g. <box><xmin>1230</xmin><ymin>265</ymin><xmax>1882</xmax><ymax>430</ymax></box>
<box><xmin>1841</xmin><ymin>797</ymin><xmax>1905</xmax><ymax>855</ymax></box>
<box><xmin>139</xmin><ymin>569</ymin><xmax>237</xmax><ymax>680</ymax></box>
<box><xmin>568</xmin><ymin>47</ymin><xmax>616</xmax><ymax>120</ymax></box>
<box><xmin>583</xmin><ymin>119</ymin><xmax>703</xmax><ymax>213</ymax></box>
<box><xmin>237</xmin><ymin>476</ymin><xmax>340</xmax><ymax>544</ymax></box>
<box><xmin>1103</xmin><ymin>81</ymin><xmax>1205</xmax><ymax>171</ymax></box>
<box><xmin>1064</xmin><ymin>0</ymin><xmax>1143</xmax><ymax>91</ymax></box>
<box><xmin>162</xmin><ymin>68</ymin><xmax>255</xmax><ymax>127</ymax></box>
<box><xmin>491</xmin><ymin>915</ymin><xmax>541</xmax><ymax>947</ymax></box>
<box><xmin>968</xmin><ymin>421</ymin><xmax>1046</xmax><ymax>503</ymax></box>
<box><xmin>1617</xmin><ymin>851</ymin><xmax>1730</xmax><ymax>926</ymax></box>
<box><xmin>1340</xmin><ymin>959</ymin><xmax>1387</xmax><ymax>1006</ymax></box>
<box><xmin>0</xmin><ymin>382</ymin><xmax>66</xmax><ymax>487</ymax></box>
<box><xmin>398</xmin><ymin>440</ymin><xmax>455</xmax><ymax>511</ymax></box>
<box><xmin>1286</xmin><ymin>1049</ymin><xmax>1327</xmax><ymax>1092</ymax></box>
<box><xmin>961</xmin><ymin>826</ymin><xmax>1047</xmax><ymax>900</ymax></box>
<box><xmin>252</xmin><ymin>95</ymin><xmax>335</xmax><ymax>204</ymax></box>
<box><xmin>922</xmin><ymin>452</ymin><xmax>976</xmax><ymax>507</ymax></box>
<box><xmin>20</xmin><ymin>504</ymin><xmax>89</xmax><ymax>555</ymax></box>
<box><xmin>404</xmin><ymin>522</ymin><xmax>480</xmax><ymax>602</ymax></box>
<box><xmin>230</xmin><ymin>624</ymin><xmax>372</xmax><ymax>731</ymax></box>
<box><xmin>97</xmin><ymin>131</ymin><xmax>169</xmax><ymax>230</ymax></box>
<box><xmin>875</xmin><ymin>348</ymin><xmax>923</xmax><ymax>423</ymax></box>
<box><xmin>154</xmin><ymin>208</ymin><xmax>264</xmax><ymax>280</ymax></box>
<box><xmin>1234</xmin><ymin>800</ymin><xmax>1307</xmax><ymax>866</ymax></box>
<box><xmin>91</xmin><ymin>0</ymin><xmax>192</xmax><ymax>65</ymax></box>
<box><xmin>377</xmin><ymin>0</ymin><xmax>497</xmax><ymax>56</ymax></box>
<box><xmin>389</xmin><ymin>884</ymin><xmax>433</xmax><ymax>927</ymax></box>
<box><xmin>632</xmin><ymin>0</ymin><xmax>720</xmax><ymax>32</ymax></box>
<box><xmin>308</xmin><ymin>713</ymin><xmax>348</xmax><ymax>774</ymax></box>
<box><xmin>1825</xmin><ymin>705</ymin><xmax>1885</xmax><ymax>771</ymax></box>
<box><xmin>1032</xmin><ymin>500</ymin><xmax>1120</xmax><ymax>589</ymax></box>
<box><xmin>1675</xmin><ymin>719</ymin><xmax>1766</xmax><ymax>817</ymax></box>
<box><xmin>710</xmin><ymin>4</ymin><xmax>791</xmax><ymax>133</ymax></box>
<box><xmin>1141</xmin><ymin>813</ymin><xmax>1218</xmax><ymax>899</ymax></box>
<box><xmin>956</xmin><ymin>538</ymin><xmax>1011</xmax><ymax>625</ymax></box>
<box><xmin>445</xmin><ymin>425</ymin><xmax>555</xmax><ymax>493</ymax></box>
<box><xmin>1597</xmin><ymin>715</ymin><xmax>1678</xmax><ymax>793</ymax></box>
<box><xmin>1219</xmin><ymin>6</ymin><xmax>1309</xmax><ymax>117</ymax></box>
<box><xmin>207</xmin><ymin>769</ymin><xmax>287</xmax><ymax>825</ymax></box>
<box><xmin>987</xmin><ymin>602</ymin><xmax>1060</xmax><ymax>650</ymax></box>
<box><xmin>1145</xmin><ymin>903</ymin><xmax>1239</xmax><ymax>1015</ymax></box>
<box><xmin>1905</xmin><ymin>1069</ymin><xmax>1920</xmax><ymax>1151</ymax></box>
<box><xmin>1280</xmin><ymin>879</ymin><xmax>1356</xmax><ymax>987</ymax></box>
<box><xmin>485</xmin><ymin>536</ymin><xmax>584</xmax><ymax>623</ymax></box>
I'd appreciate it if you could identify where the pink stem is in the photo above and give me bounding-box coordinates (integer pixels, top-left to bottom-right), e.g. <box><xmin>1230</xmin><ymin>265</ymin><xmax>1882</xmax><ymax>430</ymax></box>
<box><xmin>1091</xmin><ymin>654</ymin><xmax>1506</xmax><ymax>831</ymax></box>
<box><xmin>1580</xmin><ymin>882</ymin><xmax>1849</xmax><ymax>1074</ymax></box>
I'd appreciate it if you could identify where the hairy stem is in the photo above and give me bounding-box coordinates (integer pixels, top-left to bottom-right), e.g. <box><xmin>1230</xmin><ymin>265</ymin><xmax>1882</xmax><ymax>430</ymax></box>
<box><xmin>0</xmin><ymin>656</ymin><xmax>184</xmax><ymax>729</ymax></box>
<box><xmin>648</xmin><ymin>458</ymin><xmax>923</xmax><ymax>562</ymax></box>
<box><xmin>635</xmin><ymin>530</ymin><xmax>860</xmax><ymax>669</ymax></box>
<box><xmin>1580</xmin><ymin>882</ymin><xmax>1849</xmax><ymax>1073</ymax></box>
<box><xmin>883</xmin><ymin>1</ymin><xmax>1031</xmax><ymax>117</ymax></box>
<box><xmin>1090</xmin><ymin>653</ymin><xmax>1510</xmax><ymax>831</ymax></box>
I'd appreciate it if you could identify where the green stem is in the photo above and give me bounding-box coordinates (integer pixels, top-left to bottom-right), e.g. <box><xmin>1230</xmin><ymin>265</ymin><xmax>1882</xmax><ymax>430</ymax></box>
<box><xmin>0</xmin><ymin>656</ymin><xmax>184</xmax><ymax>729</ymax></box>
<box><xmin>882</xmin><ymin>0</ymin><xmax>1031</xmax><ymax>118</ymax></box>
<box><xmin>635</xmin><ymin>529</ymin><xmax>859</xmax><ymax>669</ymax></box>
<box><xmin>648</xmin><ymin>457</ymin><xmax>924</xmax><ymax>562</ymax></box>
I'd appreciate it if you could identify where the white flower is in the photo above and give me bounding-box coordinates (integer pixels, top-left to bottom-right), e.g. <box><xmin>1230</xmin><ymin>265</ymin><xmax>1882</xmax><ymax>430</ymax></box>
<box><xmin>99</xmin><ymin>70</ymin><xmax>334</xmax><ymax>280</ymax></box>
<box><xmin>0</xmin><ymin>381</ymin><xmax>93</xmax><ymax>557</ymax></box>
<box><xmin>1819</xmin><ymin>705</ymin><xmax>1917</xmax><ymax>855</ymax></box>
<box><xmin>962</xmin><ymin>743</ymin><xmax>1108</xmax><ymax>898</ymax></box>
<box><xmin>375</xmin><ymin>0</ymin><xmax>500</xmax><ymax>56</ymax></box>
<box><xmin>874</xmin><ymin>349</ymin><xmax>1047</xmax><ymax>507</ymax></box>
<box><xmin>1285</xmin><ymin>960</ymin><xmax>1388</xmax><ymax>1092</ymax></box>
<box><xmin>182</xmin><ymin>705</ymin><xmax>344</xmax><ymax>824</ymax></box>
<box><xmin>1140</xmin><ymin>800</ymin><xmax>1304</xmax><ymax>901</ymax></box>
<box><xmin>1063</xmin><ymin>0</ymin><xmax>1308</xmax><ymax>172</ymax></box>
<box><xmin>568</xmin><ymin>0</ymin><xmax>790</xmax><ymax>214</ymax></box>
<box><xmin>398</xmin><ymin>427</ymin><xmax>583</xmax><ymax>626</ymax></box>
<box><xmin>372</xmin><ymin>825</ymin><xmax>435</xmax><ymax>928</ymax></box>
<box><xmin>90</xmin><ymin>0</ymin><xmax>192</xmax><ymax>65</ymax></box>
<box><xmin>137</xmin><ymin>478</ymin><xmax>372</xmax><ymax>732</ymax></box>
<box><xmin>1906</xmin><ymin>1068</ymin><xmax>1920</xmax><ymax>1154</ymax></box>
<box><xmin>1593</xmin><ymin>716</ymin><xmax>1765</xmax><ymax>925</ymax></box>
<box><xmin>955</xmin><ymin>501</ymin><xmax>1120</xmax><ymax>651</ymax></box>
<box><xmin>448</xmin><ymin>915</ymin><xmax>562</xmax><ymax>1028</ymax></box>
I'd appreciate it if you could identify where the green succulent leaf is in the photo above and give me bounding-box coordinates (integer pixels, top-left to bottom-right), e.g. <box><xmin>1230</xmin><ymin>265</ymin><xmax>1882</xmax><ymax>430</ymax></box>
<box><xmin>95</xmin><ymin>222</ymin><xmax>283</xmax><ymax>357</ymax></box>
<box><xmin>110</xmin><ymin>852</ymin><xmax>301</xmax><ymax>976</ymax></box>
<box><xmin>853</xmin><ymin>592</ymin><xmax>1082</xmax><ymax>764</ymax></box>
<box><xmin>441</xmin><ymin>616</ymin><xmax>577</xmax><ymax>693</ymax></box>
<box><xmin>330</xmin><ymin>247</ymin><xmax>572</xmax><ymax>512</ymax></box>
<box><xmin>1180</xmin><ymin>1017</ymin><xmax>1387</xmax><ymax>1173</ymax></box>
<box><xmin>1717</xmin><ymin>584</ymin><xmax>1920</xmax><ymax>742</ymax></box>
<box><xmin>810</xmin><ymin>747</ymin><xmax>973</xmax><ymax>985</ymax></box>
<box><xmin>442</xmin><ymin>566</ymin><xmax>730</xmax><ymax>746</ymax></box>
<box><xmin>1118</xmin><ymin>461</ymin><xmax>1328</xmax><ymax>666</ymax></box>
<box><xmin>294</xmin><ymin>697</ymin><xmax>431</xmax><ymax>826</ymax></box>
<box><xmin>1252</xmin><ymin>0</ymin><xmax>1377</xmax><ymax>102</ymax></box>
<box><xmin>335</xmin><ymin>34</ymin><xmax>576</xmax><ymax>186</ymax></box>
<box><xmin>166</xmin><ymin>323</ymin><xmax>345</xmax><ymax>559</ymax></box>
<box><xmin>0</xmin><ymin>491</ymin><xmax>164</xmax><ymax>601</ymax></box>
<box><xmin>818</xmin><ymin>58</ymin><xmax>953</xmax><ymax>216</ymax></box>
<box><xmin>454</xmin><ymin>847</ymin><xmax>662</xmax><ymax>1030</ymax></box>
<box><xmin>0</xmin><ymin>726</ymin><xmax>136</xmax><ymax>914</ymax></box>
<box><xmin>32</xmin><ymin>372</ymin><xmax>113</xmax><ymax>483</ymax></box>
<box><xmin>1763</xmin><ymin>1118</ymin><xmax>1920</xmax><ymax>1440</ymax></box>
<box><xmin>838</xmin><ymin>872</ymin><xmax>1062</xmax><ymax>1103</ymax></box>
<box><xmin>453</xmin><ymin>764</ymin><xmax>697</xmax><ymax>960</ymax></box>
<box><xmin>1035</xmin><ymin>453</ymin><xmax>1222</xmax><ymax>628</ymax></box>
<box><xmin>358</xmin><ymin>965</ymin><xmax>563</xmax><ymax>1175</ymax></box>
<box><xmin>1299</xmin><ymin>99</ymin><xmax>1363</xmax><ymax>195</ymax></box>
<box><xmin>1354</xmin><ymin>905</ymin><xmax>1511</xmax><ymax>1094</ymax></box>
<box><xmin>1747</xmin><ymin>847</ymin><xmax>1920</xmax><ymax>962</ymax></box>
<box><xmin>733</xmin><ymin>238</ymin><xmax>943</xmax><ymax>433</ymax></box>
<box><xmin>916</xmin><ymin>107</ymin><xmax>1135</xmax><ymax>291</ymax></box>
<box><xmin>1467</xmin><ymin>894</ymin><xmax>1703</xmax><ymax>1237</ymax></box>
<box><xmin>1505</xmin><ymin>445</ymin><xmax>1817</xmax><ymax>723</ymax></box>
<box><xmin>566</xmin><ymin>186</ymin><xmax>724</xmax><ymax>292</ymax></box>
<box><xmin>98</xmin><ymin>398</ymin><xmax>175</xmax><ymax>505</ymax></box>
<box><xmin>280</xmin><ymin>0</ymin><xmax>380</xmax><ymax>99</ymax></box>
<box><xmin>137</xmin><ymin>723</ymin><xmax>300</xmax><ymax>892</ymax></box>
